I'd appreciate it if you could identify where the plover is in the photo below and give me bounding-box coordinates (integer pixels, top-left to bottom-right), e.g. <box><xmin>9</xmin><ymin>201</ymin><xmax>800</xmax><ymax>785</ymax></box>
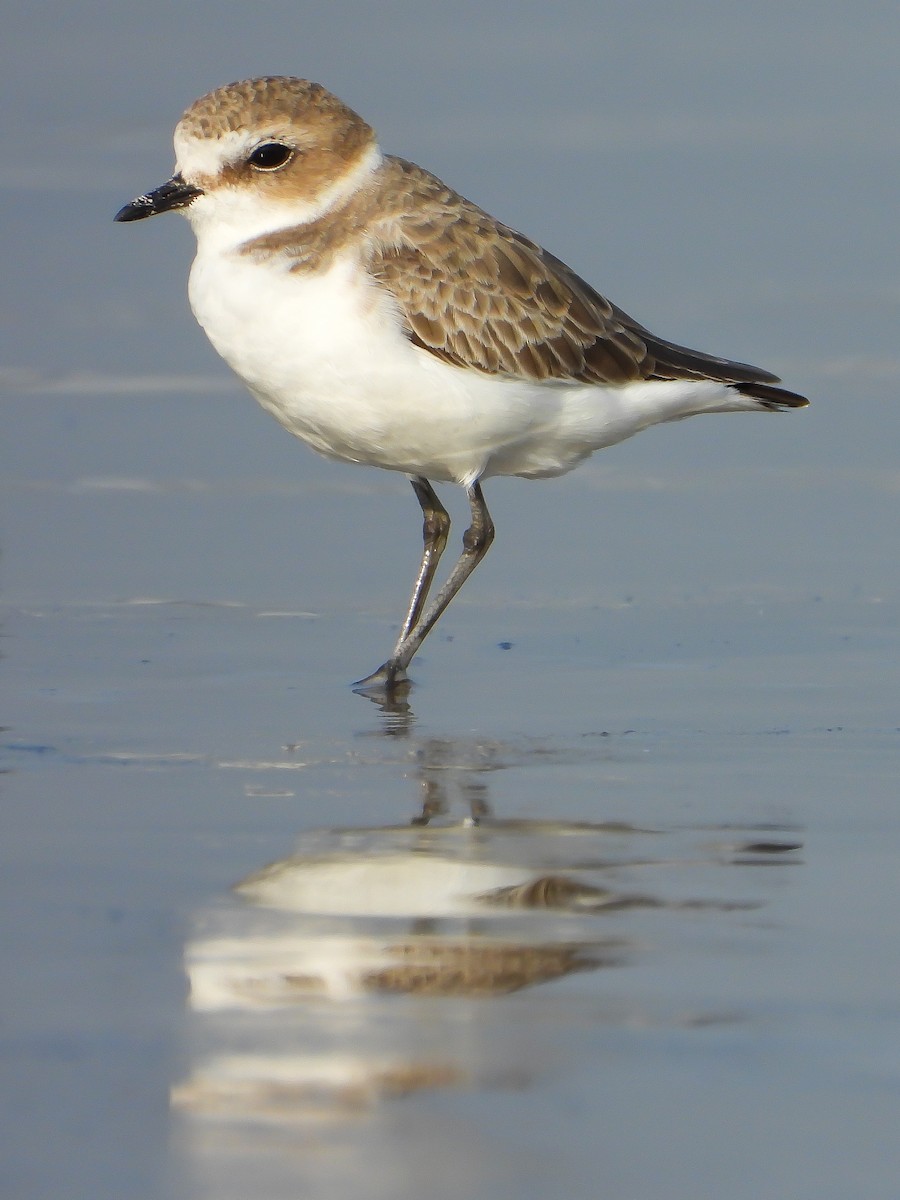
<box><xmin>116</xmin><ymin>76</ymin><xmax>807</xmax><ymax>693</ymax></box>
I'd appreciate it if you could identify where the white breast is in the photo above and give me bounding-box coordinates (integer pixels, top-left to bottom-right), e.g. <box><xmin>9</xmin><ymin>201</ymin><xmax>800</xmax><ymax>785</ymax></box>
<box><xmin>187</xmin><ymin>242</ymin><xmax>742</xmax><ymax>486</ymax></box>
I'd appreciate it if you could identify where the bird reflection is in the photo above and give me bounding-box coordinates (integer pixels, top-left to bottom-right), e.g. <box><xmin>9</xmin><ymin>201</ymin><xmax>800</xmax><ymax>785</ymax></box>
<box><xmin>173</xmin><ymin>725</ymin><xmax>801</xmax><ymax>1190</ymax></box>
<box><xmin>411</xmin><ymin>737</ymin><xmax>497</xmax><ymax>824</ymax></box>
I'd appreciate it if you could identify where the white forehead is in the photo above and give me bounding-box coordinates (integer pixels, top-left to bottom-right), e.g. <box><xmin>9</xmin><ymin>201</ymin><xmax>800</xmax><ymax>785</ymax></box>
<box><xmin>174</xmin><ymin>128</ymin><xmax>254</xmax><ymax>179</ymax></box>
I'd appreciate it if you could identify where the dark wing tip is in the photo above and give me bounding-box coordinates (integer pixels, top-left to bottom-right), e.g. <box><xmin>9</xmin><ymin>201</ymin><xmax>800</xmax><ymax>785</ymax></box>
<box><xmin>733</xmin><ymin>381</ymin><xmax>810</xmax><ymax>410</ymax></box>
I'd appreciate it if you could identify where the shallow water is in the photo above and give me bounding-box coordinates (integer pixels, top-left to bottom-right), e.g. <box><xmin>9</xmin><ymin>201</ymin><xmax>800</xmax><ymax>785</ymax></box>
<box><xmin>4</xmin><ymin>434</ymin><xmax>900</xmax><ymax>1198</ymax></box>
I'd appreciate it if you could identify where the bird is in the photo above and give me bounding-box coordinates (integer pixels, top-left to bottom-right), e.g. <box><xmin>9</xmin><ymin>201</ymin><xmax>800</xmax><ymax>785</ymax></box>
<box><xmin>115</xmin><ymin>76</ymin><xmax>807</xmax><ymax>695</ymax></box>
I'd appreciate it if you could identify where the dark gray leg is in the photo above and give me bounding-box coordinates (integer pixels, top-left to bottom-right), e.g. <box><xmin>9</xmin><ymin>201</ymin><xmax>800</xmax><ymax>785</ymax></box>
<box><xmin>394</xmin><ymin>477</ymin><xmax>451</xmax><ymax>648</ymax></box>
<box><xmin>354</xmin><ymin>482</ymin><xmax>494</xmax><ymax>693</ymax></box>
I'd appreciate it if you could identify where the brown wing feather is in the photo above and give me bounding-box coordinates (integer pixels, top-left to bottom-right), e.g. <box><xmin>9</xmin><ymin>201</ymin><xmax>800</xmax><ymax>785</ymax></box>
<box><xmin>369</xmin><ymin>158</ymin><xmax>806</xmax><ymax>406</ymax></box>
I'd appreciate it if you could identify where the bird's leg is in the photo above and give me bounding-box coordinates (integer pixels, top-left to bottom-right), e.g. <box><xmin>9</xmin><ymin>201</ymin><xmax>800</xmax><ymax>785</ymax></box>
<box><xmin>394</xmin><ymin>477</ymin><xmax>451</xmax><ymax>649</ymax></box>
<box><xmin>353</xmin><ymin>476</ymin><xmax>450</xmax><ymax>693</ymax></box>
<box><xmin>390</xmin><ymin>481</ymin><xmax>494</xmax><ymax>675</ymax></box>
<box><xmin>354</xmin><ymin>483</ymin><xmax>494</xmax><ymax>693</ymax></box>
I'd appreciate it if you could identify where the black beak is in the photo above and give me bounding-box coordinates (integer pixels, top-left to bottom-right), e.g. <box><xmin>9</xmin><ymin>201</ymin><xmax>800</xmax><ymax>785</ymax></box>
<box><xmin>114</xmin><ymin>174</ymin><xmax>203</xmax><ymax>222</ymax></box>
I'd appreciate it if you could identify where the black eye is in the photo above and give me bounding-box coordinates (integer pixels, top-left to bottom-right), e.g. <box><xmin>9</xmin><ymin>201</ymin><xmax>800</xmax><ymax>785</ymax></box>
<box><xmin>248</xmin><ymin>142</ymin><xmax>293</xmax><ymax>170</ymax></box>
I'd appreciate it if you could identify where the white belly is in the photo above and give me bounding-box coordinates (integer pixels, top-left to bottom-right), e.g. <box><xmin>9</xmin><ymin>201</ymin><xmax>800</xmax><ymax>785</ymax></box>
<box><xmin>188</xmin><ymin>246</ymin><xmax>741</xmax><ymax>485</ymax></box>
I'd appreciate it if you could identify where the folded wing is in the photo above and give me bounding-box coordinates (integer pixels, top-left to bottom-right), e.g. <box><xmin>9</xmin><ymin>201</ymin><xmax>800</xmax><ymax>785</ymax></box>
<box><xmin>370</xmin><ymin>159</ymin><xmax>807</xmax><ymax>410</ymax></box>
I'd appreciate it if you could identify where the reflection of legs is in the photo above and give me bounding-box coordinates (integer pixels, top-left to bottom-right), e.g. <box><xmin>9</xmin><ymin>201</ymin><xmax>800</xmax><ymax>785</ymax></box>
<box><xmin>393</xmin><ymin>477</ymin><xmax>451</xmax><ymax>650</ymax></box>
<box><xmin>355</xmin><ymin>482</ymin><xmax>495</xmax><ymax>692</ymax></box>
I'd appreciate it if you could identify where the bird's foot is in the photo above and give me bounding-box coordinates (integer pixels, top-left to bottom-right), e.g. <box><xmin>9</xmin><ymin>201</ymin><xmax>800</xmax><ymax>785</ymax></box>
<box><xmin>352</xmin><ymin>660</ymin><xmax>411</xmax><ymax>700</ymax></box>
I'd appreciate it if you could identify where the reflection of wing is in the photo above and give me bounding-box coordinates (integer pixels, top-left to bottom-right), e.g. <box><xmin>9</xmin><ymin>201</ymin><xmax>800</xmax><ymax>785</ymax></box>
<box><xmin>371</xmin><ymin>158</ymin><xmax>808</xmax><ymax>409</ymax></box>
